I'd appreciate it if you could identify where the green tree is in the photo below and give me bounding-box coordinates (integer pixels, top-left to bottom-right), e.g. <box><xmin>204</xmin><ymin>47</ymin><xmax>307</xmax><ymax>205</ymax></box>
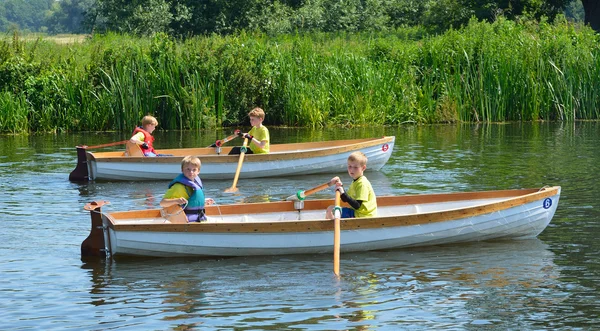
<box><xmin>0</xmin><ymin>0</ymin><xmax>53</xmax><ymax>32</ymax></box>
<box><xmin>45</xmin><ymin>0</ymin><xmax>96</xmax><ymax>34</ymax></box>
<box><xmin>386</xmin><ymin>0</ymin><xmax>429</xmax><ymax>28</ymax></box>
<box><xmin>292</xmin><ymin>0</ymin><xmax>326</xmax><ymax>31</ymax></box>
<box><xmin>84</xmin><ymin>0</ymin><xmax>586</xmax><ymax>36</ymax></box>
<box><xmin>564</xmin><ymin>0</ymin><xmax>584</xmax><ymax>21</ymax></box>
<box><xmin>92</xmin><ymin>0</ymin><xmax>190</xmax><ymax>35</ymax></box>
<box><xmin>0</xmin><ymin>6</ymin><xmax>7</xmax><ymax>31</ymax></box>
<box><xmin>422</xmin><ymin>0</ymin><xmax>572</xmax><ymax>33</ymax></box>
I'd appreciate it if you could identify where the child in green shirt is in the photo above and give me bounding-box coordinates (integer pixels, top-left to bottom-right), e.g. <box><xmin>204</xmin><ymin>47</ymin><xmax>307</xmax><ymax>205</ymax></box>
<box><xmin>326</xmin><ymin>151</ymin><xmax>377</xmax><ymax>219</ymax></box>
<box><xmin>229</xmin><ymin>107</ymin><xmax>270</xmax><ymax>155</ymax></box>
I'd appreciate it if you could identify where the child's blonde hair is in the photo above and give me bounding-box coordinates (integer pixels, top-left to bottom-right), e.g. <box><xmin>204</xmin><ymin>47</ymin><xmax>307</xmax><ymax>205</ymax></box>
<box><xmin>142</xmin><ymin>115</ymin><xmax>158</xmax><ymax>126</ymax></box>
<box><xmin>181</xmin><ymin>155</ymin><xmax>201</xmax><ymax>170</ymax></box>
<box><xmin>248</xmin><ymin>107</ymin><xmax>265</xmax><ymax>120</ymax></box>
<box><xmin>348</xmin><ymin>151</ymin><xmax>368</xmax><ymax>167</ymax></box>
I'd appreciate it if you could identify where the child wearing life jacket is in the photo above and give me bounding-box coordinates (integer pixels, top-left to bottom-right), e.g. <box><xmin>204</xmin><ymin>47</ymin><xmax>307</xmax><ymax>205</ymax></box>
<box><xmin>130</xmin><ymin>115</ymin><xmax>159</xmax><ymax>157</ymax></box>
<box><xmin>160</xmin><ymin>156</ymin><xmax>215</xmax><ymax>222</ymax></box>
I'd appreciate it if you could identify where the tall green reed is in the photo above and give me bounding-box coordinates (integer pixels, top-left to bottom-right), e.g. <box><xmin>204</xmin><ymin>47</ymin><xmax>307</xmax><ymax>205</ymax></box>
<box><xmin>1</xmin><ymin>19</ymin><xmax>599</xmax><ymax>134</ymax></box>
<box><xmin>0</xmin><ymin>90</ymin><xmax>28</xmax><ymax>133</ymax></box>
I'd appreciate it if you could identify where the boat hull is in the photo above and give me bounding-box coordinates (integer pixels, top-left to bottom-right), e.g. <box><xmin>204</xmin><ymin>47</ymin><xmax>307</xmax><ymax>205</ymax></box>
<box><xmin>72</xmin><ymin>136</ymin><xmax>395</xmax><ymax>181</ymax></box>
<box><xmin>82</xmin><ymin>186</ymin><xmax>561</xmax><ymax>258</ymax></box>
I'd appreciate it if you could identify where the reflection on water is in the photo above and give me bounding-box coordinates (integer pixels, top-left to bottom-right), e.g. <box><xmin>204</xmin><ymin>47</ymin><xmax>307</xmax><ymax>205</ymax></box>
<box><xmin>1</xmin><ymin>123</ymin><xmax>600</xmax><ymax>329</ymax></box>
<box><xmin>79</xmin><ymin>240</ymin><xmax>569</xmax><ymax>330</ymax></box>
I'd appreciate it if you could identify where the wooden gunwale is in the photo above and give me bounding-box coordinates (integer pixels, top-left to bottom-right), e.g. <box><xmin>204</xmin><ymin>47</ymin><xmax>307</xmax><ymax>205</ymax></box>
<box><xmin>103</xmin><ymin>187</ymin><xmax>559</xmax><ymax>234</ymax></box>
<box><xmin>87</xmin><ymin>137</ymin><xmax>394</xmax><ymax>164</ymax></box>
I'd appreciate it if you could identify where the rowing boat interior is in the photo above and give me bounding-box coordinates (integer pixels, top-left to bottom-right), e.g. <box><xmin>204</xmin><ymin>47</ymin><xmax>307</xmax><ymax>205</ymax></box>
<box><xmin>107</xmin><ymin>195</ymin><xmax>513</xmax><ymax>225</ymax></box>
<box><xmin>91</xmin><ymin>137</ymin><xmax>393</xmax><ymax>158</ymax></box>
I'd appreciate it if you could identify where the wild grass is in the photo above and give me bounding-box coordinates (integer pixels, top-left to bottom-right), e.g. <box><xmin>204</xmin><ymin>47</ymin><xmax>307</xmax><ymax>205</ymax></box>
<box><xmin>0</xmin><ymin>19</ymin><xmax>599</xmax><ymax>133</ymax></box>
<box><xmin>0</xmin><ymin>90</ymin><xmax>29</xmax><ymax>133</ymax></box>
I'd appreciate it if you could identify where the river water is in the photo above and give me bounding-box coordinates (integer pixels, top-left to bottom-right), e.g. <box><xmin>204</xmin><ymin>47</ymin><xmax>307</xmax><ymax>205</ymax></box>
<box><xmin>0</xmin><ymin>123</ymin><xmax>598</xmax><ymax>330</ymax></box>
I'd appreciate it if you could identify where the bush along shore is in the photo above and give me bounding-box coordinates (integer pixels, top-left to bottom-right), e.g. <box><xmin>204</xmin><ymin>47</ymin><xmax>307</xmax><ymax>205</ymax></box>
<box><xmin>0</xmin><ymin>17</ymin><xmax>599</xmax><ymax>133</ymax></box>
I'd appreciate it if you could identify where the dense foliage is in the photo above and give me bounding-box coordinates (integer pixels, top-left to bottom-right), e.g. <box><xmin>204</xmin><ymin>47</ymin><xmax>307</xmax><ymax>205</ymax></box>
<box><xmin>0</xmin><ymin>0</ymin><xmax>91</xmax><ymax>33</ymax></box>
<box><xmin>0</xmin><ymin>0</ymin><xmax>587</xmax><ymax>35</ymax></box>
<box><xmin>0</xmin><ymin>18</ymin><xmax>598</xmax><ymax>133</ymax></box>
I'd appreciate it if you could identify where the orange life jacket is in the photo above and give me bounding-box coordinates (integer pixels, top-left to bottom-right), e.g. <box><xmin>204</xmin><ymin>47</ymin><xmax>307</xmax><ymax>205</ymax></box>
<box><xmin>132</xmin><ymin>127</ymin><xmax>156</xmax><ymax>155</ymax></box>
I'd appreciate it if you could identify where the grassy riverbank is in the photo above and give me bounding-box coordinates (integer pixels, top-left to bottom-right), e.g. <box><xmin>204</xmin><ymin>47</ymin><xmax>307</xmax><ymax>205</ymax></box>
<box><xmin>0</xmin><ymin>18</ymin><xmax>598</xmax><ymax>133</ymax></box>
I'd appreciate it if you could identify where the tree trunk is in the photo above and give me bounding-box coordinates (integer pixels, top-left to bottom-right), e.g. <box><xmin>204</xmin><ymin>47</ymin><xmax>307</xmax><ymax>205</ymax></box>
<box><xmin>582</xmin><ymin>0</ymin><xmax>600</xmax><ymax>32</ymax></box>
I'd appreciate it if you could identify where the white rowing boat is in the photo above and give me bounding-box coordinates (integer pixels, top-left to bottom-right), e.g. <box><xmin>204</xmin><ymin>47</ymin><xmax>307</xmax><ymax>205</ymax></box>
<box><xmin>69</xmin><ymin>136</ymin><xmax>395</xmax><ymax>181</ymax></box>
<box><xmin>81</xmin><ymin>186</ymin><xmax>560</xmax><ymax>259</ymax></box>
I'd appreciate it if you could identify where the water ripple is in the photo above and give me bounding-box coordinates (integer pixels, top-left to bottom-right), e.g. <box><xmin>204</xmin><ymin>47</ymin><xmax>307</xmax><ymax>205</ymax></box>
<box><xmin>1</xmin><ymin>125</ymin><xmax>599</xmax><ymax>330</ymax></box>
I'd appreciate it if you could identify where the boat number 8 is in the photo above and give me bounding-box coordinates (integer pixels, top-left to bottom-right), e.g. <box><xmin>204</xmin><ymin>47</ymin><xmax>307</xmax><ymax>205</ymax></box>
<box><xmin>543</xmin><ymin>198</ymin><xmax>552</xmax><ymax>209</ymax></box>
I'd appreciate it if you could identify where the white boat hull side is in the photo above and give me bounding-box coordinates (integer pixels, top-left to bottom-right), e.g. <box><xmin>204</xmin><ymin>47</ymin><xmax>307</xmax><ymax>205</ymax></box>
<box><xmin>89</xmin><ymin>137</ymin><xmax>395</xmax><ymax>181</ymax></box>
<box><xmin>341</xmin><ymin>197</ymin><xmax>559</xmax><ymax>251</ymax></box>
<box><xmin>106</xmin><ymin>190</ymin><xmax>559</xmax><ymax>257</ymax></box>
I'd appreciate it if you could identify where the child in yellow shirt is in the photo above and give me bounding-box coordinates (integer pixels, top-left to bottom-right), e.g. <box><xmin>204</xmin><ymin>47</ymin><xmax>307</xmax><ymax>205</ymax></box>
<box><xmin>326</xmin><ymin>151</ymin><xmax>377</xmax><ymax>219</ymax></box>
<box><xmin>229</xmin><ymin>107</ymin><xmax>270</xmax><ymax>155</ymax></box>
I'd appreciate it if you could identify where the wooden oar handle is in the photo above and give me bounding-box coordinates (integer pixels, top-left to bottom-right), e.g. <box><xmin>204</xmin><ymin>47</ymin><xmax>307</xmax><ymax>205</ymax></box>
<box><xmin>219</xmin><ymin>130</ymin><xmax>242</xmax><ymax>145</ymax></box>
<box><xmin>211</xmin><ymin>130</ymin><xmax>241</xmax><ymax>147</ymax></box>
<box><xmin>333</xmin><ymin>190</ymin><xmax>341</xmax><ymax>276</ymax></box>
<box><xmin>304</xmin><ymin>182</ymin><xmax>333</xmax><ymax>196</ymax></box>
<box><xmin>225</xmin><ymin>137</ymin><xmax>248</xmax><ymax>193</ymax></box>
<box><xmin>287</xmin><ymin>181</ymin><xmax>334</xmax><ymax>201</ymax></box>
<box><xmin>81</xmin><ymin>140</ymin><xmax>128</xmax><ymax>150</ymax></box>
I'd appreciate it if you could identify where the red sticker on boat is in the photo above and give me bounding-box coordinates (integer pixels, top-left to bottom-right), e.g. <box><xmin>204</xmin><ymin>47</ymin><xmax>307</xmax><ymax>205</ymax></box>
<box><xmin>382</xmin><ymin>144</ymin><xmax>389</xmax><ymax>152</ymax></box>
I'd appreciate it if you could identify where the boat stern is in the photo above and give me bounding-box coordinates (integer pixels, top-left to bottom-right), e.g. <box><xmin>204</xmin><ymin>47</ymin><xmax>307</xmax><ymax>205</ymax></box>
<box><xmin>81</xmin><ymin>200</ymin><xmax>110</xmax><ymax>260</ymax></box>
<box><xmin>69</xmin><ymin>146</ymin><xmax>91</xmax><ymax>182</ymax></box>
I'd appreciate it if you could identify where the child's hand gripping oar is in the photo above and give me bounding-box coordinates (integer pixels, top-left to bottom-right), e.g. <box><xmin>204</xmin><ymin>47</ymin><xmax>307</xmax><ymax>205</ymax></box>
<box><xmin>285</xmin><ymin>181</ymin><xmax>333</xmax><ymax>201</ymax></box>
<box><xmin>209</xmin><ymin>130</ymin><xmax>241</xmax><ymax>148</ymax></box>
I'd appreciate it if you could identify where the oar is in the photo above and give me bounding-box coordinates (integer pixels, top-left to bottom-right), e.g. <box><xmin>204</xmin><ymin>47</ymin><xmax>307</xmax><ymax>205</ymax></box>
<box><xmin>333</xmin><ymin>190</ymin><xmax>342</xmax><ymax>276</ymax></box>
<box><xmin>285</xmin><ymin>181</ymin><xmax>333</xmax><ymax>201</ymax></box>
<box><xmin>209</xmin><ymin>130</ymin><xmax>241</xmax><ymax>148</ymax></box>
<box><xmin>224</xmin><ymin>137</ymin><xmax>249</xmax><ymax>193</ymax></box>
<box><xmin>83</xmin><ymin>140</ymin><xmax>129</xmax><ymax>149</ymax></box>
